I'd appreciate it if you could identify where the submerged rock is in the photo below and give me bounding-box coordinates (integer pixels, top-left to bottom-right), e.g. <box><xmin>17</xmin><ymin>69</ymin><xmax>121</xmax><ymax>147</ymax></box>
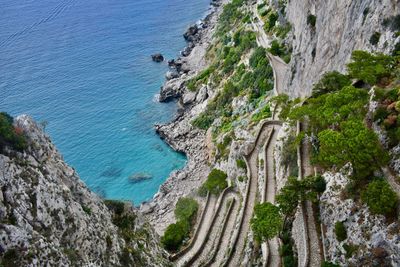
<box><xmin>151</xmin><ymin>53</ymin><xmax>164</xmax><ymax>62</ymax></box>
<box><xmin>129</xmin><ymin>172</ymin><xmax>153</xmax><ymax>183</ymax></box>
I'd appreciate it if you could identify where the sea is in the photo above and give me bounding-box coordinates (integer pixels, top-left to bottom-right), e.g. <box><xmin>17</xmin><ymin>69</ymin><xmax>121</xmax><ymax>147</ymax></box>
<box><xmin>0</xmin><ymin>0</ymin><xmax>211</xmax><ymax>204</ymax></box>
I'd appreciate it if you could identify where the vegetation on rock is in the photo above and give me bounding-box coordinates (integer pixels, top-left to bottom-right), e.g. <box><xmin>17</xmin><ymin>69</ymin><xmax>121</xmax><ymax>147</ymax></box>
<box><xmin>361</xmin><ymin>179</ymin><xmax>398</xmax><ymax>215</ymax></box>
<box><xmin>200</xmin><ymin>168</ymin><xmax>228</xmax><ymax>194</ymax></box>
<box><xmin>161</xmin><ymin>197</ymin><xmax>199</xmax><ymax>252</ymax></box>
<box><xmin>0</xmin><ymin>112</ymin><xmax>27</xmax><ymax>152</ymax></box>
<box><xmin>251</xmin><ymin>202</ymin><xmax>283</xmax><ymax>241</ymax></box>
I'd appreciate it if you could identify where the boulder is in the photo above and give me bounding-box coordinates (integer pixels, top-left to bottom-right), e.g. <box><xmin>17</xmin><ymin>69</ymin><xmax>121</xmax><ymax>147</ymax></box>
<box><xmin>183</xmin><ymin>25</ymin><xmax>199</xmax><ymax>41</ymax></box>
<box><xmin>165</xmin><ymin>70</ymin><xmax>179</xmax><ymax>80</ymax></box>
<box><xmin>151</xmin><ymin>53</ymin><xmax>164</xmax><ymax>62</ymax></box>
<box><xmin>182</xmin><ymin>91</ymin><xmax>197</xmax><ymax>105</ymax></box>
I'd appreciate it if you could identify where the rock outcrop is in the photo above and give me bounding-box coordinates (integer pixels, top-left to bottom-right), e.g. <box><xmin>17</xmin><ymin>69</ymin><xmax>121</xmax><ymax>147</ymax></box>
<box><xmin>0</xmin><ymin>115</ymin><xmax>168</xmax><ymax>266</ymax></box>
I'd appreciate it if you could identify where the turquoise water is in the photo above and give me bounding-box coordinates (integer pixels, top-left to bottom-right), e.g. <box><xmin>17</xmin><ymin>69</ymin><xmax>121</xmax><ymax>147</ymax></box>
<box><xmin>0</xmin><ymin>0</ymin><xmax>210</xmax><ymax>204</ymax></box>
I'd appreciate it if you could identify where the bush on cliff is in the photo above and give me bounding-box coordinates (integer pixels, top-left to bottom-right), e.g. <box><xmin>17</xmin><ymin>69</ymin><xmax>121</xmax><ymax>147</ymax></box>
<box><xmin>175</xmin><ymin>197</ymin><xmax>199</xmax><ymax>222</ymax></box>
<box><xmin>334</xmin><ymin>221</ymin><xmax>347</xmax><ymax>242</ymax></box>
<box><xmin>161</xmin><ymin>197</ymin><xmax>199</xmax><ymax>252</ymax></box>
<box><xmin>161</xmin><ymin>220</ymin><xmax>190</xmax><ymax>252</ymax></box>
<box><xmin>0</xmin><ymin>112</ymin><xmax>27</xmax><ymax>152</ymax></box>
<box><xmin>361</xmin><ymin>179</ymin><xmax>398</xmax><ymax>215</ymax></box>
<box><xmin>312</xmin><ymin>71</ymin><xmax>351</xmax><ymax>97</ymax></box>
<box><xmin>201</xmin><ymin>168</ymin><xmax>228</xmax><ymax>195</ymax></box>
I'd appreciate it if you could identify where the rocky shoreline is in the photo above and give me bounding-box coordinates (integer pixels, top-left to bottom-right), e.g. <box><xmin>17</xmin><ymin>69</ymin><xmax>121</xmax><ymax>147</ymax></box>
<box><xmin>140</xmin><ymin>0</ymin><xmax>225</xmax><ymax>234</ymax></box>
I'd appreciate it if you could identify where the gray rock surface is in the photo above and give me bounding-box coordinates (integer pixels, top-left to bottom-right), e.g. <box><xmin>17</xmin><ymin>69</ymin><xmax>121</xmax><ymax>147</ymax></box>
<box><xmin>285</xmin><ymin>0</ymin><xmax>400</xmax><ymax>98</ymax></box>
<box><xmin>0</xmin><ymin>115</ymin><xmax>168</xmax><ymax>266</ymax></box>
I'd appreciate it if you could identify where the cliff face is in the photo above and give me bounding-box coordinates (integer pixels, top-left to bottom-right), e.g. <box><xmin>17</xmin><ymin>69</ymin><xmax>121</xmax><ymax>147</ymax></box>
<box><xmin>285</xmin><ymin>0</ymin><xmax>400</xmax><ymax>97</ymax></box>
<box><xmin>0</xmin><ymin>115</ymin><xmax>168</xmax><ymax>266</ymax></box>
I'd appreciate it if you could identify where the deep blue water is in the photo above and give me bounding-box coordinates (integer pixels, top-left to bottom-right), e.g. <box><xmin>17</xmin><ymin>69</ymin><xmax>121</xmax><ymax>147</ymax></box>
<box><xmin>0</xmin><ymin>0</ymin><xmax>210</xmax><ymax>204</ymax></box>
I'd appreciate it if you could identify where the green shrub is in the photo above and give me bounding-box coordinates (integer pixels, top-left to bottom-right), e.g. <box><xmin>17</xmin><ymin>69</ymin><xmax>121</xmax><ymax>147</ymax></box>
<box><xmin>347</xmin><ymin>50</ymin><xmax>397</xmax><ymax>85</ymax></box>
<box><xmin>104</xmin><ymin>199</ymin><xmax>125</xmax><ymax>215</ymax></box>
<box><xmin>81</xmin><ymin>205</ymin><xmax>92</xmax><ymax>215</ymax></box>
<box><xmin>257</xmin><ymin>2</ymin><xmax>266</xmax><ymax>10</ymax></box>
<box><xmin>264</xmin><ymin>11</ymin><xmax>279</xmax><ymax>32</ymax></box>
<box><xmin>202</xmin><ymin>169</ymin><xmax>228</xmax><ymax>194</ymax></box>
<box><xmin>361</xmin><ymin>179</ymin><xmax>398</xmax><ymax>215</ymax></box>
<box><xmin>312</xmin><ymin>71</ymin><xmax>351</xmax><ymax>97</ymax></box>
<box><xmin>251</xmin><ymin>202</ymin><xmax>283</xmax><ymax>241</ymax></box>
<box><xmin>0</xmin><ymin>112</ymin><xmax>27</xmax><ymax>152</ymax></box>
<box><xmin>275</xmin><ymin>23</ymin><xmax>292</xmax><ymax>38</ymax></box>
<box><xmin>382</xmin><ymin>14</ymin><xmax>400</xmax><ymax>32</ymax></box>
<box><xmin>369</xmin><ymin>32</ymin><xmax>381</xmax><ymax>46</ymax></box>
<box><xmin>269</xmin><ymin>40</ymin><xmax>285</xmax><ymax>57</ymax></box>
<box><xmin>161</xmin><ymin>220</ymin><xmax>190</xmax><ymax>251</ymax></box>
<box><xmin>236</xmin><ymin>159</ymin><xmax>247</xmax><ymax>169</ymax></box>
<box><xmin>216</xmin><ymin>0</ymin><xmax>247</xmax><ymax>37</ymax></box>
<box><xmin>373</xmin><ymin>106</ymin><xmax>390</xmax><ymax>122</ymax></box>
<box><xmin>334</xmin><ymin>221</ymin><xmax>347</xmax><ymax>242</ymax></box>
<box><xmin>251</xmin><ymin>105</ymin><xmax>271</xmax><ymax>123</ymax></box>
<box><xmin>307</xmin><ymin>14</ymin><xmax>316</xmax><ymax>27</ymax></box>
<box><xmin>343</xmin><ymin>243</ymin><xmax>358</xmax><ymax>258</ymax></box>
<box><xmin>175</xmin><ymin>197</ymin><xmax>199</xmax><ymax>222</ymax></box>
<box><xmin>238</xmin><ymin>176</ymin><xmax>246</xmax><ymax>182</ymax></box>
<box><xmin>192</xmin><ymin>112</ymin><xmax>215</xmax><ymax>130</ymax></box>
<box><xmin>315</xmin><ymin>120</ymin><xmax>388</xmax><ymax>180</ymax></box>
<box><xmin>313</xmin><ymin>175</ymin><xmax>327</xmax><ymax>193</ymax></box>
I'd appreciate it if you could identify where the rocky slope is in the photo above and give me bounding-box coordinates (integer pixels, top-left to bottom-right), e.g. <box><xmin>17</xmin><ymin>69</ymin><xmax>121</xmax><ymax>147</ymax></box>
<box><xmin>0</xmin><ymin>115</ymin><xmax>169</xmax><ymax>266</ymax></box>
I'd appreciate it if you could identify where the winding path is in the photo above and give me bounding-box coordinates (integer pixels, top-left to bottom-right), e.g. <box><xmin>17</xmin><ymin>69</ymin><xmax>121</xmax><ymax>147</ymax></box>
<box><xmin>225</xmin><ymin>124</ymin><xmax>273</xmax><ymax>266</ymax></box>
<box><xmin>172</xmin><ymin>3</ymin><xmax>292</xmax><ymax>266</ymax></box>
<box><xmin>298</xmin><ymin>122</ymin><xmax>323</xmax><ymax>267</ymax></box>
<box><xmin>264</xmin><ymin>126</ymin><xmax>282</xmax><ymax>267</ymax></box>
<box><xmin>174</xmin><ymin>194</ymin><xmax>218</xmax><ymax>266</ymax></box>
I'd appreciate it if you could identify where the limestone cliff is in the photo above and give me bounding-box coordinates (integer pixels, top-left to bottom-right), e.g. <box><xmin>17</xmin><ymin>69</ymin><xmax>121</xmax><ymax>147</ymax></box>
<box><xmin>285</xmin><ymin>0</ymin><xmax>400</xmax><ymax>97</ymax></box>
<box><xmin>0</xmin><ymin>115</ymin><xmax>169</xmax><ymax>266</ymax></box>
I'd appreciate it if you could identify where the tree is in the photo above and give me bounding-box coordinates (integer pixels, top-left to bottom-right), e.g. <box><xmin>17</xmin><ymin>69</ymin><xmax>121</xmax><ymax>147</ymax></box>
<box><xmin>276</xmin><ymin>177</ymin><xmax>302</xmax><ymax>216</ymax></box>
<box><xmin>347</xmin><ymin>50</ymin><xmax>398</xmax><ymax>85</ymax></box>
<box><xmin>175</xmin><ymin>197</ymin><xmax>199</xmax><ymax>222</ymax></box>
<box><xmin>312</xmin><ymin>71</ymin><xmax>351</xmax><ymax>97</ymax></box>
<box><xmin>361</xmin><ymin>179</ymin><xmax>398</xmax><ymax>215</ymax></box>
<box><xmin>289</xmin><ymin>86</ymin><xmax>369</xmax><ymax>131</ymax></box>
<box><xmin>315</xmin><ymin>120</ymin><xmax>388</xmax><ymax>180</ymax></box>
<box><xmin>202</xmin><ymin>169</ymin><xmax>228</xmax><ymax>194</ymax></box>
<box><xmin>251</xmin><ymin>202</ymin><xmax>283</xmax><ymax>241</ymax></box>
<box><xmin>276</xmin><ymin>175</ymin><xmax>325</xmax><ymax>216</ymax></box>
<box><xmin>161</xmin><ymin>220</ymin><xmax>190</xmax><ymax>251</ymax></box>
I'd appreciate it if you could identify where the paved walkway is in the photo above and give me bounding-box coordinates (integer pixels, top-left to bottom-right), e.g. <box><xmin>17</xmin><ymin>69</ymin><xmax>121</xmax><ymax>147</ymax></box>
<box><xmin>299</xmin><ymin>122</ymin><xmax>323</xmax><ymax>267</ymax></box>
<box><xmin>226</xmin><ymin>126</ymin><xmax>273</xmax><ymax>266</ymax></box>
<box><xmin>264</xmin><ymin>126</ymin><xmax>282</xmax><ymax>267</ymax></box>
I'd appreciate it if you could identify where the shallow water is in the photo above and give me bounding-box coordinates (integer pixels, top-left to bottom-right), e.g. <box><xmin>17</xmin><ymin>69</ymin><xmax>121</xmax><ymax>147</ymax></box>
<box><xmin>0</xmin><ymin>0</ymin><xmax>210</xmax><ymax>204</ymax></box>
